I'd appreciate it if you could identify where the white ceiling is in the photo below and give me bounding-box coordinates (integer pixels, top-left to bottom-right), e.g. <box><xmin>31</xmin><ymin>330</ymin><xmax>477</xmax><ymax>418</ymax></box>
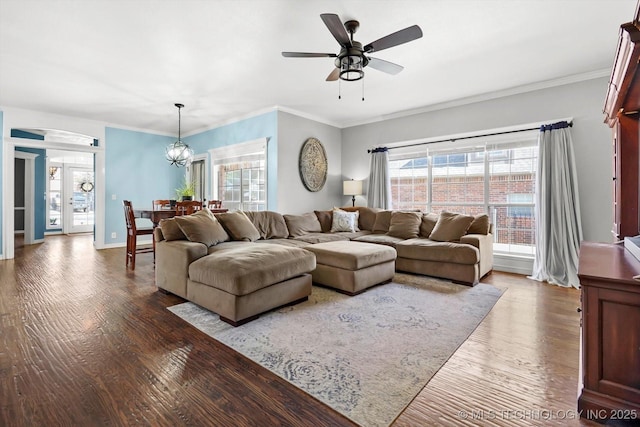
<box><xmin>0</xmin><ymin>0</ymin><xmax>637</xmax><ymax>135</ymax></box>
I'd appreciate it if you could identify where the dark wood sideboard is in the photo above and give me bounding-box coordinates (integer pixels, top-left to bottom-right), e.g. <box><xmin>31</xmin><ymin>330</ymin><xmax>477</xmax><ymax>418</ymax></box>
<box><xmin>578</xmin><ymin>242</ymin><xmax>640</xmax><ymax>421</ymax></box>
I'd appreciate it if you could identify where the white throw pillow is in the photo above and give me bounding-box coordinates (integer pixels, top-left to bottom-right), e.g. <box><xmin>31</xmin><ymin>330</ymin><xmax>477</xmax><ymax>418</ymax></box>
<box><xmin>331</xmin><ymin>209</ymin><xmax>360</xmax><ymax>232</ymax></box>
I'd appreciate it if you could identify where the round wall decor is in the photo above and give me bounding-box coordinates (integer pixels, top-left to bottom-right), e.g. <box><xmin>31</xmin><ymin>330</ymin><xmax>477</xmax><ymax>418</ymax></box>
<box><xmin>299</xmin><ymin>137</ymin><xmax>328</xmax><ymax>192</ymax></box>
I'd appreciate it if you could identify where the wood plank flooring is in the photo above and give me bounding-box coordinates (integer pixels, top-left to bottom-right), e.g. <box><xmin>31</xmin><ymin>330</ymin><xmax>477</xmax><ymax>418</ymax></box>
<box><xmin>0</xmin><ymin>234</ymin><xmax>601</xmax><ymax>426</ymax></box>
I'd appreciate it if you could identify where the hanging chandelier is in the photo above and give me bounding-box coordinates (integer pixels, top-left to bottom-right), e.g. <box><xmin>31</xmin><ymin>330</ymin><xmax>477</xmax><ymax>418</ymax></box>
<box><xmin>165</xmin><ymin>103</ymin><xmax>193</xmax><ymax>167</ymax></box>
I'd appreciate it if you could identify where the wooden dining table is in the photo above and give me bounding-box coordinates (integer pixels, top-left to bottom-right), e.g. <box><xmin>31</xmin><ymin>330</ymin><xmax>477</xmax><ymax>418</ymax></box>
<box><xmin>135</xmin><ymin>208</ymin><xmax>229</xmax><ymax>227</ymax></box>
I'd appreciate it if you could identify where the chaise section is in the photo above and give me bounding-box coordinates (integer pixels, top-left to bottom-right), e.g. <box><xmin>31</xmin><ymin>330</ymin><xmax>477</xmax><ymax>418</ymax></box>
<box><xmin>306</xmin><ymin>241</ymin><xmax>397</xmax><ymax>295</ymax></box>
<box><xmin>395</xmin><ymin>238</ymin><xmax>481</xmax><ymax>285</ymax></box>
<box><xmin>187</xmin><ymin>245</ymin><xmax>316</xmax><ymax>325</ymax></box>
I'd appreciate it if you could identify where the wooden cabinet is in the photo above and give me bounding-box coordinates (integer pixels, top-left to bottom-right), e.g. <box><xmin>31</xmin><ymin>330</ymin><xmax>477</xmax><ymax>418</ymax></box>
<box><xmin>604</xmin><ymin>9</ymin><xmax>640</xmax><ymax>241</ymax></box>
<box><xmin>578</xmin><ymin>242</ymin><xmax>640</xmax><ymax>421</ymax></box>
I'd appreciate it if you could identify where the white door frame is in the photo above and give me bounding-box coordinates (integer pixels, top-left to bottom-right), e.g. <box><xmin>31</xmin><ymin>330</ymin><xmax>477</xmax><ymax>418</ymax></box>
<box><xmin>2</xmin><ymin>137</ymin><xmax>103</xmax><ymax>260</ymax></box>
<box><xmin>14</xmin><ymin>150</ymin><xmax>39</xmax><ymax>245</ymax></box>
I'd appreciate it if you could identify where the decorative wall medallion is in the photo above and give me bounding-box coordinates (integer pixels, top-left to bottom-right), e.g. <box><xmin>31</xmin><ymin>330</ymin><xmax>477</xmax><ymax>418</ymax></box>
<box><xmin>299</xmin><ymin>137</ymin><xmax>328</xmax><ymax>192</ymax></box>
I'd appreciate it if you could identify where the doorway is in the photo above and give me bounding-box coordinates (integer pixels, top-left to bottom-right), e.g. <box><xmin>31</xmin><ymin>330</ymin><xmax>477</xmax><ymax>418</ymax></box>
<box><xmin>65</xmin><ymin>166</ymin><xmax>95</xmax><ymax>233</ymax></box>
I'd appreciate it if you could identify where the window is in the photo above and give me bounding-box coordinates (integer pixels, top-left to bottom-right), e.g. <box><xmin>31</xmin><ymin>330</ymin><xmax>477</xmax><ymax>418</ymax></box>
<box><xmin>47</xmin><ymin>164</ymin><xmax>62</xmax><ymax>229</ymax></box>
<box><xmin>188</xmin><ymin>158</ymin><xmax>206</xmax><ymax>203</ymax></box>
<box><xmin>388</xmin><ymin>131</ymin><xmax>538</xmax><ymax>256</ymax></box>
<box><xmin>210</xmin><ymin>138</ymin><xmax>267</xmax><ymax>211</ymax></box>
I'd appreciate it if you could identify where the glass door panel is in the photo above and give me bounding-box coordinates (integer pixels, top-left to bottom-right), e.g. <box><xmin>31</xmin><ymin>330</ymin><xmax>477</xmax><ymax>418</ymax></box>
<box><xmin>65</xmin><ymin>167</ymin><xmax>94</xmax><ymax>233</ymax></box>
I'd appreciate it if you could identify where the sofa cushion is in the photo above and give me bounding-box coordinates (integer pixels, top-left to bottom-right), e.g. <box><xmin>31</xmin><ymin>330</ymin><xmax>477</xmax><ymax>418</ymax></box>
<box><xmin>429</xmin><ymin>212</ymin><xmax>474</xmax><ymax>242</ymax></box>
<box><xmin>314</xmin><ymin>210</ymin><xmax>333</xmax><ymax>233</ymax></box>
<box><xmin>467</xmin><ymin>214</ymin><xmax>490</xmax><ymax>235</ymax></box>
<box><xmin>293</xmin><ymin>232</ymin><xmax>350</xmax><ymax>244</ymax></box>
<box><xmin>254</xmin><ymin>238</ymin><xmax>312</xmax><ymax>248</ymax></box>
<box><xmin>353</xmin><ymin>234</ymin><xmax>405</xmax><ymax>248</ymax></box>
<box><xmin>189</xmin><ymin>245</ymin><xmax>315</xmax><ymax>296</ymax></box>
<box><xmin>396</xmin><ymin>238</ymin><xmax>479</xmax><ymax>264</ymax></box>
<box><xmin>331</xmin><ymin>209</ymin><xmax>360</xmax><ymax>232</ymax></box>
<box><xmin>174</xmin><ymin>210</ymin><xmax>229</xmax><ymax>246</ymax></box>
<box><xmin>387</xmin><ymin>211</ymin><xmax>422</xmax><ymax>239</ymax></box>
<box><xmin>340</xmin><ymin>206</ymin><xmax>381</xmax><ymax>231</ymax></box>
<box><xmin>419</xmin><ymin>213</ymin><xmax>439</xmax><ymax>238</ymax></box>
<box><xmin>216</xmin><ymin>211</ymin><xmax>261</xmax><ymax>242</ymax></box>
<box><xmin>306</xmin><ymin>241</ymin><xmax>396</xmax><ymax>271</ymax></box>
<box><xmin>284</xmin><ymin>213</ymin><xmax>322</xmax><ymax>236</ymax></box>
<box><xmin>159</xmin><ymin>217</ymin><xmax>186</xmax><ymax>241</ymax></box>
<box><xmin>206</xmin><ymin>240</ymin><xmax>251</xmax><ymax>254</ymax></box>
<box><xmin>244</xmin><ymin>210</ymin><xmax>289</xmax><ymax>239</ymax></box>
<box><xmin>372</xmin><ymin>210</ymin><xmax>392</xmax><ymax>233</ymax></box>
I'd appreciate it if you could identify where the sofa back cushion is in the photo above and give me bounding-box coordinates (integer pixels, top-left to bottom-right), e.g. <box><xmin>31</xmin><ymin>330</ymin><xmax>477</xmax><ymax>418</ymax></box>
<box><xmin>314</xmin><ymin>210</ymin><xmax>333</xmax><ymax>233</ymax></box>
<box><xmin>174</xmin><ymin>209</ymin><xmax>229</xmax><ymax>246</ymax></box>
<box><xmin>216</xmin><ymin>211</ymin><xmax>261</xmax><ymax>242</ymax></box>
<box><xmin>419</xmin><ymin>212</ymin><xmax>439</xmax><ymax>238</ymax></box>
<box><xmin>160</xmin><ymin>217</ymin><xmax>186</xmax><ymax>241</ymax></box>
<box><xmin>372</xmin><ymin>210</ymin><xmax>392</xmax><ymax>233</ymax></box>
<box><xmin>244</xmin><ymin>211</ymin><xmax>289</xmax><ymax>239</ymax></box>
<box><xmin>467</xmin><ymin>214</ymin><xmax>490</xmax><ymax>235</ymax></box>
<box><xmin>284</xmin><ymin>213</ymin><xmax>322</xmax><ymax>237</ymax></box>
<box><xmin>429</xmin><ymin>211</ymin><xmax>474</xmax><ymax>242</ymax></box>
<box><xmin>387</xmin><ymin>211</ymin><xmax>422</xmax><ymax>239</ymax></box>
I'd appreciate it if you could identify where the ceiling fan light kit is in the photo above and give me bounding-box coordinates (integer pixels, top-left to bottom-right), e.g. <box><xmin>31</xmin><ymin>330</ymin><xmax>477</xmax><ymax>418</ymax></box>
<box><xmin>282</xmin><ymin>13</ymin><xmax>422</xmax><ymax>99</ymax></box>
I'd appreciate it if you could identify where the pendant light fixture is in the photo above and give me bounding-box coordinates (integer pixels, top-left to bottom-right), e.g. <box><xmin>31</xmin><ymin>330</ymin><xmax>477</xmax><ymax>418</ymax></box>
<box><xmin>165</xmin><ymin>103</ymin><xmax>193</xmax><ymax>167</ymax></box>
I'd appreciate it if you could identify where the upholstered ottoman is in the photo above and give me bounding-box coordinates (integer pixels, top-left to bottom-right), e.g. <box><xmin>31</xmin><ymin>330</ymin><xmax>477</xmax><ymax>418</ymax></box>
<box><xmin>306</xmin><ymin>241</ymin><xmax>396</xmax><ymax>295</ymax></box>
<box><xmin>187</xmin><ymin>245</ymin><xmax>316</xmax><ymax>326</ymax></box>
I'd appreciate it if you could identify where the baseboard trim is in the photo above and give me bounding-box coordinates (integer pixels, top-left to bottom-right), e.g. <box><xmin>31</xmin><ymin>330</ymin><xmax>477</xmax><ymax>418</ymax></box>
<box><xmin>493</xmin><ymin>253</ymin><xmax>534</xmax><ymax>275</ymax></box>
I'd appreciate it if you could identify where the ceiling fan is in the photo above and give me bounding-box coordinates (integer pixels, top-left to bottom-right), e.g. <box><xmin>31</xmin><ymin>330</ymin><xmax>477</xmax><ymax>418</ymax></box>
<box><xmin>282</xmin><ymin>13</ymin><xmax>423</xmax><ymax>82</ymax></box>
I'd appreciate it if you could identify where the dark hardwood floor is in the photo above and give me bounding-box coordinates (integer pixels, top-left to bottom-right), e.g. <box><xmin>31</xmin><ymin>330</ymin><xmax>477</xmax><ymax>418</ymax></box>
<box><xmin>1</xmin><ymin>234</ymin><xmax>600</xmax><ymax>426</ymax></box>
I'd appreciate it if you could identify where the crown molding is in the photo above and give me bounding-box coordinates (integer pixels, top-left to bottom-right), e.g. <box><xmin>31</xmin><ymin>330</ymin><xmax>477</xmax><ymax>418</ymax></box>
<box><xmin>340</xmin><ymin>69</ymin><xmax>610</xmax><ymax>129</ymax></box>
<box><xmin>274</xmin><ymin>106</ymin><xmax>342</xmax><ymax>128</ymax></box>
<box><xmin>183</xmin><ymin>106</ymin><xmax>279</xmax><ymax>137</ymax></box>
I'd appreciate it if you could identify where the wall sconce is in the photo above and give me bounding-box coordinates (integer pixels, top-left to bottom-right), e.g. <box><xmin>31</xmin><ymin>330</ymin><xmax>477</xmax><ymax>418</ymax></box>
<box><xmin>343</xmin><ymin>179</ymin><xmax>363</xmax><ymax>207</ymax></box>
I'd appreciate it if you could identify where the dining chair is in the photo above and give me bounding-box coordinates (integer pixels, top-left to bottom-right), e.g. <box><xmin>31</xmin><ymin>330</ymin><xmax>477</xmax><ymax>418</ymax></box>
<box><xmin>152</xmin><ymin>199</ymin><xmax>172</xmax><ymax>210</ymax></box>
<box><xmin>123</xmin><ymin>200</ymin><xmax>154</xmax><ymax>269</ymax></box>
<box><xmin>175</xmin><ymin>200</ymin><xmax>203</xmax><ymax>216</ymax></box>
<box><xmin>207</xmin><ymin>200</ymin><xmax>223</xmax><ymax>209</ymax></box>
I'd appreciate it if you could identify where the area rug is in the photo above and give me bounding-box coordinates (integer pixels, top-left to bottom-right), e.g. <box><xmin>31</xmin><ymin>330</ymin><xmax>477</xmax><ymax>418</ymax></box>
<box><xmin>168</xmin><ymin>273</ymin><xmax>503</xmax><ymax>427</ymax></box>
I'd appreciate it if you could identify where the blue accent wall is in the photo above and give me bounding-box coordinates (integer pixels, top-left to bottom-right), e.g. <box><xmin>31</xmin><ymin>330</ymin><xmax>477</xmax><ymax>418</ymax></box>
<box><xmin>15</xmin><ymin>147</ymin><xmax>47</xmax><ymax>241</ymax></box>
<box><xmin>185</xmin><ymin>111</ymin><xmax>278</xmax><ymax>210</ymax></box>
<box><xmin>104</xmin><ymin>127</ymin><xmax>183</xmax><ymax>245</ymax></box>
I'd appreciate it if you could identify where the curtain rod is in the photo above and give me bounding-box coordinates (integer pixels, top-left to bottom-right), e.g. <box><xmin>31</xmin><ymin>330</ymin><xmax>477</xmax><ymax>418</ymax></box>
<box><xmin>367</xmin><ymin>121</ymin><xmax>573</xmax><ymax>153</ymax></box>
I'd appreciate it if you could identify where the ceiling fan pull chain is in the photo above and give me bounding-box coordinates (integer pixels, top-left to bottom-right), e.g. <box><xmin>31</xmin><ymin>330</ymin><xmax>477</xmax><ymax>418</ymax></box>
<box><xmin>339</xmin><ymin>79</ymin><xmax>342</xmax><ymax>100</ymax></box>
<box><xmin>362</xmin><ymin>78</ymin><xmax>365</xmax><ymax>101</ymax></box>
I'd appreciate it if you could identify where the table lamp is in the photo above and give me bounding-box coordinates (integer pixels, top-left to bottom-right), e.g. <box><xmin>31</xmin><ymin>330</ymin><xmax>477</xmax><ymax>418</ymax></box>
<box><xmin>343</xmin><ymin>179</ymin><xmax>363</xmax><ymax>207</ymax></box>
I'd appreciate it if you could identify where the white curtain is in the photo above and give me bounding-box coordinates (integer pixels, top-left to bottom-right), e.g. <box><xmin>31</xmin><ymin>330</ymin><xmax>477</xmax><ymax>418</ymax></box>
<box><xmin>367</xmin><ymin>148</ymin><xmax>391</xmax><ymax>209</ymax></box>
<box><xmin>529</xmin><ymin>121</ymin><xmax>583</xmax><ymax>288</ymax></box>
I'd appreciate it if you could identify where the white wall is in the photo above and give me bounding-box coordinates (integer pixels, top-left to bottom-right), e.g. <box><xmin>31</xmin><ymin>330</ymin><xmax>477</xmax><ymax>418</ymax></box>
<box><xmin>277</xmin><ymin>111</ymin><xmax>342</xmax><ymax>214</ymax></box>
<box><xmin>341</xmin><ymin>77</ymin><xmax>613</xmax><ymax>243</ymax></box>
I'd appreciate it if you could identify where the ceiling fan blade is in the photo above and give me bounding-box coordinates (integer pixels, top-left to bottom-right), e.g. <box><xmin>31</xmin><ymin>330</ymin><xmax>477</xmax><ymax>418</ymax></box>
<box><xmin>320</xmin><ymin>13</ymin><xmax>352</xmax><ymax>47</ymax></box>
<box><xmin>367</xmin><ymin>57</ymin><xmax>404</xmax><ymax>75</ymax></box>
<box><xmin>282</xmin><ymin>52</ymin><xmax>337</xmax><ymax>58</ymax></box>
<box><xmin>364</xmin><ymin>25</ymin><xmax>423</xmax><ymax>53</ymax></box>
<box><xmin>326</xmin><ymin>68</ymin><xmax>340</xmax><ymax>81</ymax></box>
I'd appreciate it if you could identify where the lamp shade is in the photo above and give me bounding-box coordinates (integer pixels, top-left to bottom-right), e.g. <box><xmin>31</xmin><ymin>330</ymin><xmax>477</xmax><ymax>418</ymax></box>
<box><xmin>343</xmin><ymin>180</ymin><xmax>363</xmax><ymax>196</ymax></box>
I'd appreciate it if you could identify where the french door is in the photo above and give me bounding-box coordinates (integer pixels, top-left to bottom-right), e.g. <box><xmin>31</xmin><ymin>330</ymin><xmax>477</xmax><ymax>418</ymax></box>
<box><xmin>64</xmin><ymin>166</ymin><xmax>95</xmax><ymax>233</ymax></box>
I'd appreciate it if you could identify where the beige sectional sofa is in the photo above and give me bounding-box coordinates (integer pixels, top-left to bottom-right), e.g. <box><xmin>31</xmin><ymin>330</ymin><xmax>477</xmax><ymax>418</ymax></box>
<box><xmin>155</xmin><ymin>206</ymin><xmax>493</xmax><ymax>325</ymax></box>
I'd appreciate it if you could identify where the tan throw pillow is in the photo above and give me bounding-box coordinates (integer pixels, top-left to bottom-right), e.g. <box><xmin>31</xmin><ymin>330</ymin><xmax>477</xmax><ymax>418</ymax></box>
<box><xmin>387</xmin><ymin>211</ymin><xmax>422</xmax><ymax>239</ymax></box>
<box><xmin>331</xmin><ymin>209</ymin><xmax>360</xmax><ymax>232</ymax></box>
<box><xmin>419</xmin><ymin>213</ymin><xmax>439</xmax><ymax>238</ymax></box>
<box><xmin>244</xmin><ymin>211</ymin><xmax>289</xmax><ymax>239</ymax></box>
<box><xmin>467</xmin><ymin>214</ymin><xmax>490</xmax><ymax>235</ymax></box>
<box><xmin>174</xmin><ymin>210</ymin><xmax>229</xmax><ymax>246</ymax></box>
<box><xmin>159</xmin><ymin>217</ymin><xmax>186</xmax><ymax>241</ymax></box>
<box><xmin>429</xmin><ymin>212</ymin><xmax>474</xmax><ymax>242</ymax></box>
<box><xmin>216</xmin><ymin>211</ymin><xmax>261</xmax><ymax>242</ymax></box>
<box><xmin>314</xmin><ymin>210</ymin><xmax>333</xmax><ymax>233</ymax></box>
<box><xmin>372</xmin><ymin>210</ymin><xmax>392</xmax><ymax>233</ymax></box>
<box><xmin>283</xmin><ymin>213</ymin><xmax>322</xmax><ymax>237</ymax></box>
